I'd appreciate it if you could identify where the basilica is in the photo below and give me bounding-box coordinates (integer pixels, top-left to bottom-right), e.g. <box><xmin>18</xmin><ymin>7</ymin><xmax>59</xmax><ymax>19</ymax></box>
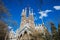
<box><xmin>9</xmin><ymin>8</ymin><xmax>50</xmax><ymax>40</ymax></box>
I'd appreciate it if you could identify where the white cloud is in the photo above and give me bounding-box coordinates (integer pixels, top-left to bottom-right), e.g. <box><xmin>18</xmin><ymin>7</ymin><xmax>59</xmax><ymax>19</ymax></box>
<box><xmin>8</xmin><ymin>26</ymin><xmax>12</xmax><ymax>29</ymax></box>
<box><xmin>11</xmin><ymin>29</ymin><xmax>16</xmax><ymax>34</ymax></box>
<box><xmin>45</xmin><ymin>10</ymin><xmax>52</xmax><ymax>13</ymax></box>
<box><xmin>54</xmin><ymin>6</ymin><xmax>60</xmax><ymax>10</ymax></box>
<box><xmin>39</xmin><ymin>10</ymin><xmax>52</xmax><ymax>19</ymax></box>
<box><xmin>8</xmin><ymin>26</ymin><xmax>16</xmax><ymax>34</ymax></box>
<box><xmin>8</xmin><ymin>26</ymin><xmax>16</xmax><ymax>37</ymax></box>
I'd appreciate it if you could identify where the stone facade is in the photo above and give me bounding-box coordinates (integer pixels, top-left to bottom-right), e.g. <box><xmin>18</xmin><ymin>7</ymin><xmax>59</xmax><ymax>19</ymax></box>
<box><xmin>9</xmin><ymin>8</ymin><xmax>50</xmax><ymax>40</ymax></box>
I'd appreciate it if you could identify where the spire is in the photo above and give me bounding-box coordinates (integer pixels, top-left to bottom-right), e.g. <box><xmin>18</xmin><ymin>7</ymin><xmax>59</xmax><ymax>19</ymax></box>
<box><xmin>29</xmin><ymin>8</ymin><xmax>34</xmax><ymax>15</ymax></box>
<box><xmin>25</xmin><ymin>7</ymin><xmax>27</xmax><ymax>15</ymax></box>
<box><xmin>28</xmin><ymin>8</ymin><xmax>35</xmax><ymax>29</ymax></box>
<box><xmin>29</xmin><ymin>8</ymin><xmax>34</xmax><ymax>22</ymax></box>
<box><xmin>29</xmin><ymin>7</ymin><xmax>31</xmax><ymax>15</ymax></box>
<box><xmin>21</xmin><ymin>7</ymin><xmax>27</xmax><ymax>17</ymax></box>
<box><xmin>22</xmin><ymin>9</ymin><xmax>26</xmax><ymax>16</ymax></box>
<box><xmin>31</xmin><ymin>9</ymin><xmax>34</xmax><ymax>15</ymax></box>
<box><xmin>20</xmin><ymin>8</ymin><xmax>27</xmax><ymax>30</ymax></box>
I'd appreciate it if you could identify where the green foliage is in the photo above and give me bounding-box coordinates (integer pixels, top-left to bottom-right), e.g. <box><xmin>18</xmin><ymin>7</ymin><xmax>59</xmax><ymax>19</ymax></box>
<box><xmin>0</xmin><ymin>1</ymin><xmax>17</xmax><ymax>40</ymax></box>
<box><xmin>50</xmin><ymin>22</ymin><xmax>60</xmax><ymax>40</ymax></box>
<box><xmin>58</xmin><ymin>24</ymin><xmax>60</xmax><ymax>40</ymax></box>
<box><xmin>0</xmin><ymin>21</ymin><xmax>9</xmax><ymax>40</ymax></box>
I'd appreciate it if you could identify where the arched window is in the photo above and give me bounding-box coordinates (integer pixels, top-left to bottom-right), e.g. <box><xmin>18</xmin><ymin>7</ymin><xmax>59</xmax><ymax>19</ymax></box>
<box><xmin>24</xmin><ymin>31</ymin><xmax>27</xmax><ymax>34</ymax></box>
<box><xmin>20</xmin><ymin>34</ymin><xmax>22</xmax><ymax>38</ymax></box>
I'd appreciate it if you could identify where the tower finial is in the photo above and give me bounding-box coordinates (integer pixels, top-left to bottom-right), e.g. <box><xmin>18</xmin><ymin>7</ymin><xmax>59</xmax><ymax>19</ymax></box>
<box><xmin>31</xmin><ymin>9</ymin><xmax>34</xmax><ymax>15</ymax></box>
<box><xmin>29</xmin><ymin>7</ymin><xmax>31</xmax><ymax>14</ymax></box>
<box><xmin>29</xmin><ymin>8</ymin><xmax>34</xmax><ymax>15</ymax></box>
<box><xmin>25</xmin><ymin>7</ymin><xmax>27</xmax><ymax>14</ymax></box>
<box><xmin>21</xmin><ymin>8</ymin><xmax>27</xmax><ymax>16</ymax></box>
<box><xmin>21</xmin><ymin>9</ymin><xmax>25</xmax><ymax>15</ymax></box>
<box><xmin>41</xmin><ymin>18</ymin><xmax>44</xmax><ymax>25</ymax></box>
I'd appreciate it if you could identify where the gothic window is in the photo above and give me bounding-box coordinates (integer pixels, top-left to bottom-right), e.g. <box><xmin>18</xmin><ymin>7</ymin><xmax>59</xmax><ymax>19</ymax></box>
<box><xmin>20</xmin><ymin>34</ymin><xmax>22</xmax><ymax>38</ymax></box>
<box><xmin>24</xmin><ymin>31</ymin><xmax>27</xmax><ymax>34</ymax></box>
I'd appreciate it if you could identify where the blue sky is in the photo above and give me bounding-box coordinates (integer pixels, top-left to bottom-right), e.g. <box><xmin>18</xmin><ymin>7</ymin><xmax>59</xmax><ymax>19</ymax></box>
<box><xmin>2</xmin><ymin>0</ymin><xmax>60</xmax><ymax>32</ymax></box>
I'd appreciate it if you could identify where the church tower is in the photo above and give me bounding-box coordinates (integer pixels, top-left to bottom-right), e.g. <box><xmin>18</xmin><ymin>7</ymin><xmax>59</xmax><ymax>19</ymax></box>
<box><xmin>28</xmin><ymin>8</ymin><xmax>35</xmax><ymax>29</ymax></box>
<box><xmin>20</xmin><ymin>8</ymin><xmax>35</xmax><ymax>30</ymax></box>
<box><xmin>20</xmin><ymin>8</ymin><xmax>27</xmax><ymax>30</ymax></box>
<box><xmin>15</xmin><ymin>7</ymin><xmax>49</xmax><ymax>40</ymax></box>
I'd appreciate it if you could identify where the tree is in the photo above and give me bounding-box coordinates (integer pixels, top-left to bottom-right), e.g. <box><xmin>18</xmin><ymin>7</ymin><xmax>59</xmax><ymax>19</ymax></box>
<box><xmin>0</xmin><ymin>21</ymin><xmax>9</xmax><ymax>40</ymax></box>
<box><xmin>31</xmin><ymin>29</ymin><xmax>46</xmax><ymax>40</ymax></box>
<box><xmin>58</xmin><ymin>23</ymin><xmax>60</xmax><ymax>40</ymax></box>
<box><xmin>0</xmin><ymin>0</ymin><xmax>11</xmax><ymax>20</ymax></box>
<box><xmin>50</xmin><ymin>22</ymin><xmax>58</xmax><ymax>40</ymax></box>
<box><xmin>0</xmin><ymin>0</ymin><xmax>17</xmax><ymax>26</ymax></box>
<box><xmin>0</xmin><ymin>0</ymin><xmax>17</xmax><ymax>40</ymax></box>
